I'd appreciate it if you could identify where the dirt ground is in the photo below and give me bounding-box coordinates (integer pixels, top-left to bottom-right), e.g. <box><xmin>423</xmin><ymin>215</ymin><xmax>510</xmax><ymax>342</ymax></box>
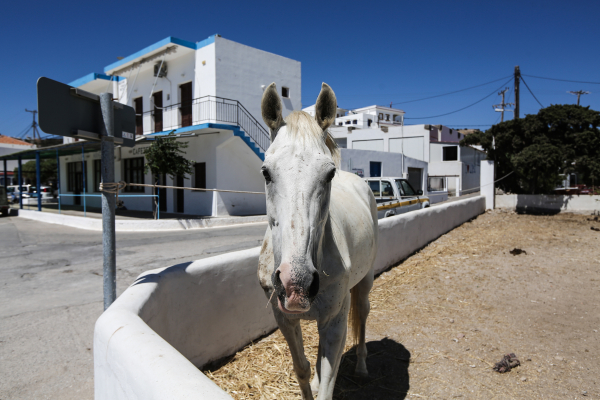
<box><xmin>207</xmin><ymin>210</ymin><xmax>600</xmax><ymax>399</ymax></box>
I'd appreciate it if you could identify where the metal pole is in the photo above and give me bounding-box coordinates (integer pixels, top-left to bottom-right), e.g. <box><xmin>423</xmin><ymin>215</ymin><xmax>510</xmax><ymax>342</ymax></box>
<box><xmin>514</xmin><ymin>66</ymin><xmax>520</xmax><ymax>119</ymax></box>
<box><xmin>56</xmin><ymin>149</ymin><xmax>61</xmax><ymax>214</ymax></box>
<box><xmin>401</xmin><ymin>115</ymin><xmax>405</xmax><ymax>178</ymax></box>
<box><xmin>100</xmin><ymin>92</ymin><xmax>116</xmax><ymax>310</ymax></box>
<box><xmin>36</xmin><ymin>152</ymin><xmax>41</xmax><ymax>211</ymax></box>
<box><xmin>3</xmin><ymin>159</ymin><xmax>7</xmax><ymax>190</ymax></box>
<box><xmin>18</xmin><ymin>156</ymin><xmax>22</xmax><ymax>209</ymax></box>
<box><xmin>82</xmin><ymin>145</ymin><xmax>86</xmax><ymax>217</ymax></box>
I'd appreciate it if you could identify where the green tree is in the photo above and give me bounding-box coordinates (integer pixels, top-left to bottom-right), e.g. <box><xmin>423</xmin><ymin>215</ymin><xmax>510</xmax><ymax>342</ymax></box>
<box><xmin>461</xmin><ymin>105</ymin><xmax>600</xmax><ymax>194</ymax></box>
<box><xmin>13</xmin><ymin>159</ymin><xmax>57</xmax><ymax>186</ymax></box>
<box><xmin>143</xmin><ymin>132</ymin><xmax>195</xmax><ymax>218</ymax></box>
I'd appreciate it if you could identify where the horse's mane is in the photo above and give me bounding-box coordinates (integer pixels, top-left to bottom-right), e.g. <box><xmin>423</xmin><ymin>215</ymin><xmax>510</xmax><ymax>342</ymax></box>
<box><xmin>283</xmin><ymin>111</ymin><xmax>340</xmax><ymax>168</ymax></box>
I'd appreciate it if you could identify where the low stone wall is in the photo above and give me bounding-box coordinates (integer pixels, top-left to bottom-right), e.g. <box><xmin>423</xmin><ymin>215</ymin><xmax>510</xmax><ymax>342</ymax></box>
<box><xmin>94</xmin><ymin>195</ymin><xmax>486</xmax><ymax>399</ymax></box>
<box><xmin>17</xmin><ymin>209</ymin><xmax>267</xmax><ymax>231</ymax></box>
<box><xmin>496</xmin><ymin>194</ymin><xmax>600</xmax><ymax>213</ymax></box>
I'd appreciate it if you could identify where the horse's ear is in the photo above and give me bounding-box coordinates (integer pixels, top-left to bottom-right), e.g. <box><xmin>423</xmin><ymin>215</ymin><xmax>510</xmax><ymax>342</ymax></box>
<box><xmin>315</xmin><ymin>83</ymin><xmax>337</xmax><ymax>131</ymax></box>
<box><xmin>261</xmin><ymin>82</ymin><xmax>285</xmax><ymax>142</ymax></box>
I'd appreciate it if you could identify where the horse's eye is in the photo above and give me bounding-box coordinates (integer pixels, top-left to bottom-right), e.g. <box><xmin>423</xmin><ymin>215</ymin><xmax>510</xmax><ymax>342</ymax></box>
<box><xmin>325</xmin><ymin>168</ymin><xmax>336</xmax><ymax>182</ymax></box>
<box><xmin>262</xmin><ymin>168</ymin><xmax>272</xmax><ymax>183</ymax></box>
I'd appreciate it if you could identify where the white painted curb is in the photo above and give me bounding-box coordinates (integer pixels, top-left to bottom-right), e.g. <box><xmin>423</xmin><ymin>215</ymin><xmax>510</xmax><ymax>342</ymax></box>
<box><xmin>94</xmin><ymin>196</ymin><xmax>485</xmax><ymax>399</ymax></box>
<box><xmin>17</xmin><ymin>209</ymin><xmax>267</xmax><ymax>231</ymax></box>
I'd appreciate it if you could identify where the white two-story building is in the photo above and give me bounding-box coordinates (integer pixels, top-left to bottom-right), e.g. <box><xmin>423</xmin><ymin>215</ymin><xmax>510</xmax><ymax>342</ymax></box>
<box><xmin>58</xmin><ymin>34</ymin><xmax>301</xmax><ymax>216</ymax></box>
<box><xmin>328</xmin><ymin>111</ymin><xmax>485</xmax><ymax>198</ymax></box>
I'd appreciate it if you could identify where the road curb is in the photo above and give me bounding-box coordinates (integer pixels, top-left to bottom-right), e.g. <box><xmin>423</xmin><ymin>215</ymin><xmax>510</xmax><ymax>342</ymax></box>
<box><xmin>16</xmin><ymin>209</ymin><xmax>267</xmax><ymax>231</ymax></box>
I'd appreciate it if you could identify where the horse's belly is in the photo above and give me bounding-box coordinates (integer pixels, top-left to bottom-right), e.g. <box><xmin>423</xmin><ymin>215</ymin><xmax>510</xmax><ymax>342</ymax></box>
<box><xmin>329</xmin><ymin>171</ymin><xmax>378</xmax><ymax>288</ymax></box>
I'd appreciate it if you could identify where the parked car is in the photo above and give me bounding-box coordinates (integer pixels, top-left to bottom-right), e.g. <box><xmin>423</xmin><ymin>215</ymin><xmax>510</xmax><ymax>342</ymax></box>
<box><xmin>365</xmin><ymin>177</ymin><xmax>430</xmax><ymax>219</ymax></box>
<box><xmin>0</xmin><ymin>187</ymin><xmax>10</xmax><ymax>216</ymax></box>
<box><xmin>7</xmin><ymin>185</ymin><xmax>30</xmax><ymax>203</ymax></box>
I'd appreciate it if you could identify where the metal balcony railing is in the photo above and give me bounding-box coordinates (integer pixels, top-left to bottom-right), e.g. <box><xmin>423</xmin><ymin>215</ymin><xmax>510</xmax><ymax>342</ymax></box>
<box><xmin>139</xmin><ymin>95</ymin><xmax>271</xmax><ymax>152</ymax></box>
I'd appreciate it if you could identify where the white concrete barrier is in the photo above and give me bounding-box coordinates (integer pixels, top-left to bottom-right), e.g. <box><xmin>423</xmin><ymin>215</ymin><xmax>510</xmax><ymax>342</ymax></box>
<box><xmin>17</xmin><ymin>209</ymin><xmax>267</xmax><ymax>231</ymax></box>
<box><xmin>374</xmin><ymin>195</ymin><xmax>485</xmax><ymax>274</ymax></box>
<box><xmin>94</xmin><ymin>195</ymin><xmax>485</xmax><ymax>399</ymax></box>
<box><xmin>496</xmin><ymin>194</ymin><xmax>600</xmax><ymax>213</ymax></box>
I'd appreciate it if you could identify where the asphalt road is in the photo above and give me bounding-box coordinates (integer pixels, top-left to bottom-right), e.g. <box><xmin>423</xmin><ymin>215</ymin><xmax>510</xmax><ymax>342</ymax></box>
<box><xmin>0</xmin><ymin>215</ymin><xmax>267</xmax><ymax>400</ymax></box>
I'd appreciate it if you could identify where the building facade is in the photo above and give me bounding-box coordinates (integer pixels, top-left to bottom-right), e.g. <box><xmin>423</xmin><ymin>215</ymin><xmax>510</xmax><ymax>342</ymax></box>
<box><xmin>58</xmin><ymin>34</ymin><xmax>301</xmax><ymax>216</ymax></box>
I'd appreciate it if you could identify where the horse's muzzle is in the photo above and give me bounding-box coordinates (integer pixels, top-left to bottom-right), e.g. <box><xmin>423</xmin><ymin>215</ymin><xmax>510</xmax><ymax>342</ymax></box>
<box><xmin>273</xmin><ymin>262</ymin><xmax>319</xmax><ymax>313</ymax></box>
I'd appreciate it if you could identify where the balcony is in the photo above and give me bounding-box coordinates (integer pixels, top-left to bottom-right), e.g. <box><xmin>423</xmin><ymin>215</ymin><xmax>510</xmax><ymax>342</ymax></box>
<box><xmin>138</xmin><ymin>95</ymin><xmax>270</xmax><ymax>152</ymax></box>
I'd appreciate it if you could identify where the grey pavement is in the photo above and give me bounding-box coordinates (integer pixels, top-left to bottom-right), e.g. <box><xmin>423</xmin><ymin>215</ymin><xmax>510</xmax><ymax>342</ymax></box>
<box><xmin>0</xmin><ymin>215</ymin><xmax>267</xmax><ymax>400</ymax></box>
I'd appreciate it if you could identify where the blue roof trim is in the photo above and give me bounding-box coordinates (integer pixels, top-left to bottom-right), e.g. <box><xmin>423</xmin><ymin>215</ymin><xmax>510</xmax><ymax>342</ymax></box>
<box><xmin>68</xmin><ymin>73</ymin><xmax>125</xmax><ymax>88</ymax></box>
<box><xmin>196</xmin><ymin>34</ymin><xmax>217</xmax><ymax>50</ymax></box>
<box><xmin>147</xmin><ymin>122</ymin><xmax>265</xmax><ymax>161</ymax></box>
<box><xmin>103</xmin><ymin>36</ymin><xmax>197</xmax><ymax>73</ymax></box>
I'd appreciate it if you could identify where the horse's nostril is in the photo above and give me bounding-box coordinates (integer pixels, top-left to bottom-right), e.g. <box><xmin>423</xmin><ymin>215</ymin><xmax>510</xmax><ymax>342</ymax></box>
<box><xmin>308</xmin><ymin>271</ymin><xmax>319</xmax><ymax>298</ymax></box>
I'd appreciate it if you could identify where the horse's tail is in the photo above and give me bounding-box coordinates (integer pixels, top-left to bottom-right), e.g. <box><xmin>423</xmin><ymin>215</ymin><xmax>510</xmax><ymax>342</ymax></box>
<box><xmin>349</xmin><ymin>285</ymin><xmax>361</xmax><ymax>346</ymax></box>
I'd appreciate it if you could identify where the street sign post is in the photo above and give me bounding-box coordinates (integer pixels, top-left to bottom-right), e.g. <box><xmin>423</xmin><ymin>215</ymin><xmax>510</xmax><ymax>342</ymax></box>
<box><xmin>37</xmin><ymin>77</ymin><xmax>136</xmax><ymax>147</ymax></box>
<box><xmin>37</xmin><ymin>76</ymin><xmax>136</xmax><ymax>310</ymax></box>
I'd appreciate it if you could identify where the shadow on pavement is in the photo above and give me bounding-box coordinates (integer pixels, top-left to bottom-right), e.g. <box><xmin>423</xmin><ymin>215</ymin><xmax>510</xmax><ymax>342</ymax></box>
<box><xmin>334</xmin><ymin>338</ymin><xmax>410</xmax><ymax>400</ymax></box>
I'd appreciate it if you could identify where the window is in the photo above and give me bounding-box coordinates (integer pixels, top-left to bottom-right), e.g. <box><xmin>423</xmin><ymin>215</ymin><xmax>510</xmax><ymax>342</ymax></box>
<box><xmin>194</xmin><ymin>162</ymin><xmax>206</xmax><ymax>189</ymax></box>
<box><xmin>93</xmin><ymin>160</ymin><xmax>101</xmax><ymax>192</ymax></box>
<box><xmin>370</xmin><ymin>161</ymin><xmax>382</xmax><ymax>177</ymax></box>
<box><xmin>368</xmin><ymin>119</ymin><xmax>372</xmax><ymax>127</ymax></box>
<box><xmin>352</xmin><ymin>120</ymin><xmax>357</xmax><ymax>124</ymax></box>
<box><xmin>345</xmin><ymin>120</ymin><xmax>351</xmax><ymax>125</ymax></box>
<box><xmin>385</xmin><ymin>114</ymin><xmax>390</xmax><ymax>121</ymax></box>
<box><xmin>428</xmin><ymin>177</ymin><xmax>445</xmax><ymax>192</ymax></box>
<box><xmin>443</xmin><ymin>146</ymin><xmax>458</xmax><ymax>161</ymax></box>
<box><xmin>368</xmin><ymin>181</ymin><xmax>380</xmax><ymax>196</ymax></box>
<box><xmin>381</xmin><ymin>181</ymin><xmax>394</xmax><ymax>197</ymax></box>
<box><xmin>281</xmin><ymin>86</ymin><xmax>290</xmax><ymax>98</ymax></box>
<box><xmin>67</xmin><ymin>161</ymin><xmax>87</xmax><ymax>192</ymax></box>
<box><xmin>123</xmin><ymin>157</ymin><xmax>145</xmax><ymax>192</ymax></box>
<box><xmin>134</xmin><ymin>97</ymin><xmax>143</xmax><ymax>135</ymax></box>
<box><xmin>338</xmin><ymin>122</ymin><xmax>343</xmax><ymax>126</ymax></box>
<box><xmin>396</xmin><ymin>180</ymin><xmax>416</xmax><ymax>196</ymax></box>
<box><xmin>378</xmin><ymin>113</ymin><xmax>383</xmax><ymax>120</ymax></box>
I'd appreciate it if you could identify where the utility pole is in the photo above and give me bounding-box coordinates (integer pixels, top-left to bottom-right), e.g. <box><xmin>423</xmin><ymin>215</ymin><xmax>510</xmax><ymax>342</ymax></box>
<box><xmin>493</xmin><ymin>87</ymin><xmax>514</xmax><ymax>122</ymax></box>
<box><xmin>514</xmin><ymin>66</ymin><xmax>520</xmax><ymax>119</ymax></box>
<box><xmin>25</xmin><ymin>109</ymin><xmax>42</xmax><ymax>145</ymax></box>
<box><xmin>567</xmin><ymin>90</ymin><xmax>590</xmax><ymax>106</ymax></box>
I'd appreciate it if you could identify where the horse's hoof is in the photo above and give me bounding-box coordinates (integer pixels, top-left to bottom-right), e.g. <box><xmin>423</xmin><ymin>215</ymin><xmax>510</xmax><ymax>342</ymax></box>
<box><xmin>354</xmin><ymin>367</ymin><xmax>368</xmax><ymax>378</ymax></box>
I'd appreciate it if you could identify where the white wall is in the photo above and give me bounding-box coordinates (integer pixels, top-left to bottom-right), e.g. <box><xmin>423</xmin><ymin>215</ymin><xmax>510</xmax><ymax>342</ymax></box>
<box><xmin>340</xmin><ymin>148</ymin><xmax>428</xmax><ymax>191</ymax></box>
<box><xmin>94</xmin><ymin>195</ymin><xmax>485</xmax><ymax>400</ymax></box>
<box><xmin>481</xmin><ymin>160</ymin><xmax>495</xmax><ymax>210</ymax></box>
<box><xmin>496</xmin><ymin>194</ymin><xmax>600</xmax><ymax>213</ymax></box>
<box><xmin>215</xmin><ymin>37</ymin><xmax>302</xmax><ymax>127</ymax></box>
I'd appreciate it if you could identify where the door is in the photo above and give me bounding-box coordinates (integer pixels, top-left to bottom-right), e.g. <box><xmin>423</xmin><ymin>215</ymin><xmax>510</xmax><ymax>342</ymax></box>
<box><xmin>67</xmin><ymin>162</ymin><xmax>86</xmax><ymax>206</ymax></box>
<box><xmin>369</xmin><ymin>161</ymin><xmax>382</xmax><ymax>177</ymax></box>
<box><xmin>153</xmin><ymin>91</ymin><xmax>163</xmax><ymax>133</ymax></box>
<box><xmin>134</xmin><ymin>97</ymin><xmax>143</xmax><ymax>135</ymax></box>
<box><xmin>180</xmin><ymin>82</ymin><xmax>192</xmax><ymax>127</ymax></box>
<box><xmin>175</xmin><ymin>175</ymin><xmax>184</xmax><ymax>213</ymax></box>
<box><xmin>397</xmin><ymin>179</ymin><xmax>421</xmax><ymax>212</ymax></box>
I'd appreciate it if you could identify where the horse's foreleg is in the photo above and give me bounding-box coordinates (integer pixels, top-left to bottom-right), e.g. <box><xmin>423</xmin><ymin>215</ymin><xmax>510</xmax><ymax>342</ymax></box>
<box><xmin>316</xmin><ymin>294</ymin><xmax>350</xmax><ymax>400</ymax></box>
<box><xmin>310</xmin><ymin>341</ymin><xmax>322</xmax><ymax>395</ymax></box>
<box><xmin>274</xmin><ymin>313</ymin><xmax>313</xmax><ymax>400</ymax></box>
<box><xmin>353</xmin><ymin>269</ymin><xmax>373</xmax><ymax>377</ymax></box>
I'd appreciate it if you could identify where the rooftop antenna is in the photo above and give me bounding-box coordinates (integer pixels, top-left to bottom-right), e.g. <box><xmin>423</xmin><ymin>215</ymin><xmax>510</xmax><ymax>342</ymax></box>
<box><xmin>24</xmin><ymin>109</ymin><xmax>42</xmax><ymax>146</ymax></box>
<box><xmin>567</xmin><ymin>90</ymin><xmax>590</xmax><ymax>106</ymax></box>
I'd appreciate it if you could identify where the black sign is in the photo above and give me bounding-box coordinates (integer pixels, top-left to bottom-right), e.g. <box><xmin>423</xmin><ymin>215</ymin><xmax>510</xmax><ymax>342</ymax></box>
<box><xmin>37</xmin><ymin>77</ymin><xmax>136</xmax><ymax>147</ymax></box>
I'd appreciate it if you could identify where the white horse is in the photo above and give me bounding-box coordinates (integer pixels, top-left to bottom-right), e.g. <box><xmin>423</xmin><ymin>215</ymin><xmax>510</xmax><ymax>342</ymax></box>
<box><xmin>258</xmin><ymin>83</ymin><xmax>378</xmax><ymax>400</ymax></box>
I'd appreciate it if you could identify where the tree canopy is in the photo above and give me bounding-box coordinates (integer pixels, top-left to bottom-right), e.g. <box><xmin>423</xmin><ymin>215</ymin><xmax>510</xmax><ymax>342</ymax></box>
<box><xmin>143</xmin><ymin>132</ymin><xmax>195</xmax><ymax>182</ymax></box>
<box><xmin>461</xmin><ymin>104</ymin><xmax>600</xmax><ymax>194</ymax></box>
<box><xmin>13</xmin><ymin>159</ymin><xmax>57</xmax><ymax>185</ymax></box>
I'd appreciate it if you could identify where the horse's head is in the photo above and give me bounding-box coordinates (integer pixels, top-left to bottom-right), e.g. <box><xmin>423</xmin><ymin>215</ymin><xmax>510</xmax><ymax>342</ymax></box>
<box><xmin>261</xmin><ymin>82</ymin><xmax>339</xmax><ymax>314</ymax></box>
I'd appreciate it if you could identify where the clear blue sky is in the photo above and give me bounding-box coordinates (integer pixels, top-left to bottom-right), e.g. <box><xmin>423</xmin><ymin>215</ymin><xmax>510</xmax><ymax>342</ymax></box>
<box><xmin>1</xmin><ymin>0</ymin><xmax>598</xmax><ymax>138</ymax></box>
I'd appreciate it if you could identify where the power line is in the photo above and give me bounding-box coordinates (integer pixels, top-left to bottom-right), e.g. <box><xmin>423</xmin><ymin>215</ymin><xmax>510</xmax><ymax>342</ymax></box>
<box><xmin>520</xmin><ymin>76</ymin><xmax>544</xmax><ymax>108</ymax></box>
<box><xmin>390</xmin><ymin>75</ymin><xmax>512</xmax><ymax>106</ymax></box>
<box><xmin>405</xmin><ymin>78</ymin><xmax>513</xmax><ymax>120</ymax></box>
<box><xmin>522</xmin><ymin>74</ymin><xmax>600</xmax><ymax>85</ymax></box>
